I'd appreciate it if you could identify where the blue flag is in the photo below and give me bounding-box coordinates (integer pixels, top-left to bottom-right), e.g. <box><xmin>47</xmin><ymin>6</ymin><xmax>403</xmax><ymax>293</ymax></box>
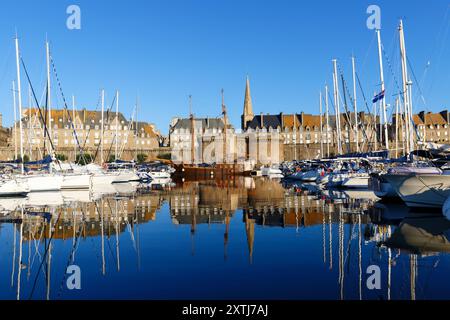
<box><xmin>372</xmin><ymin>90</ymin><xmax>385</xmax><ymax>103</ymax></box>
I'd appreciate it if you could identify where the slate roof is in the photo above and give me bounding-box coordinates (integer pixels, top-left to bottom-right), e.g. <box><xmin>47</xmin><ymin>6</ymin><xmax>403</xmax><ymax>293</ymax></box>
<box><xmin>21</xmin><ymin>108</ymin><xmax>159</xmax><ymax>137</ymax></box>
<box><xmin>171</xmin><ymin>118</ymin><xmax>225</xmax><ymax>130</ymax></box>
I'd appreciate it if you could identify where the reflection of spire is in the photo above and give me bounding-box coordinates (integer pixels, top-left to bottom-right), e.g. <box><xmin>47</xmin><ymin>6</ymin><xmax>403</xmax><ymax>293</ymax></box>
<box><xmin>245</xmin><ymin>213</ymin><xmax>255</xmax><ymax>264</ymax></box>
<box><xmin>191</xmin><ymin>210</ymin><xmax>196</xmax><ymax>256</ymax></box>
<box><xmin>224</xmin><ymin>212</ymin><xmax>230</xmax><ymax>261</ymax></box>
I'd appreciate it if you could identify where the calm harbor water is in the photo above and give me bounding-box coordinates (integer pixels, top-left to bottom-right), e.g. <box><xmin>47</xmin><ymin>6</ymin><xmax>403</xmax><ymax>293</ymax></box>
<box><xmin>0</xmin><ymin>177</ymin><xmax>450</xmax><ymax>300</ymax></box>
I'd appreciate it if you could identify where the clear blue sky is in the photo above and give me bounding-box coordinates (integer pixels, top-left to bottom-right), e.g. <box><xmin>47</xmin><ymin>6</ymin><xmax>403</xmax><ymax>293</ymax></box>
<box><xmin>0</xmin><ymin>0</ymin><xmax>449</xmax><ymax>134</ymax></box>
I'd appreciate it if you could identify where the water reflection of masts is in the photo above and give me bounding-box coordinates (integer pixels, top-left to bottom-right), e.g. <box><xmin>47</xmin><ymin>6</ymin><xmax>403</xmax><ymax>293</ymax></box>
<box><xmin>322</xmin><ymin>202</ymin><xmax>326</xmax><ymax>264</ymax></box>
<box><xmin>46</xmin><ymin>207</ymin><xmax>53</xmax><ymax>300</ymax></box>
<box><xmin>328</xmin><ymin>209</ymin><xmax>332</xmax><ymax>270</ymax></box>
<box><xmin>17</xmin><ymin>206</ymin><xmax>24</xmax><ymax>300</ymax></box>
<box><xmin>388</xmin><ymin>226</ymin><xmax>392</xmax><ymax>301</ymax></box>
<box><xmin>339</xmin><ymin>205</ymin><xmax>344</xmax><ymax>300</ymax></box>
<box><xmin>11</xmin><ymin>221</ymin><xmax>17</xmax><ymax>288</ymax></box>
<box><xmin>115</xmin><ymin>198</ymin><xmax>120</xmax><ymax>272</ymax></box>
<box><xmin>100</xmin><ymin>199</ymin><xmax>106</xmax><ymax>275</ymax></box>
<box><xmin>358</xmin><ymin>214</ymin><xmax>362</xmax><ymax>300</ymax></box>
<box><xmin>410</xmin><ymin>254</ymin><xmax>417</xmax><ymax>300</ymax></box>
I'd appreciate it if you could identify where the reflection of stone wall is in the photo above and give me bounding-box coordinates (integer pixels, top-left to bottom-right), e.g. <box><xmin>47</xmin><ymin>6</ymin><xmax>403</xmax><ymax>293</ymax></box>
<box><xmin>19</xmin><ymin>194</ymin><xmax>162</xmax><ymax>241</ymax></box>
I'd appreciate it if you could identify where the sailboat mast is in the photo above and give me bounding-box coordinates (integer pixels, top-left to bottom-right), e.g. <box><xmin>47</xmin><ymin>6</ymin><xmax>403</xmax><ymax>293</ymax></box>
<box><xmin>319</xmin><ymin>91</ymin><xmax>323</xmax><ymax>157</ymax></box>
<box><xmin>395</xmin><ymin>98</ymin><xmax>399</xmax><ymax>158</ymax></box>
<box><xmin>72</xmin><ymin>95</ymin><xmax>76</xmax><ymax>162</ymax></box>
<box><xmin>46</xmin><ymin>40</ymin><xmax>52</xmax><ymax>155</ymax></box>
<box><xmin>14</xmin><ymin>36</ymin><xmax>24</xmax><ymax>174</ymax></box>
<box><xmin>376</xmin><ymin>29</ymin><xmax>389</xmax><ymax>151</ymax></box>
<box><xmin>189</xmin><ymin>95</ymin><xmax>195</xmax><ymax>164</ymax></box>
<box><xmin>372</xmin><ymin>91</ymin><xmax>377</xmax><ymax>151</ymax></box>
<box><xmin>332</xmin><ymin>59</ymin><xmax>342</xmax><ymax>155</ymax></box>
<box><xmin>12</xmin><ymin>81</ymin><xmax>18</xmax><ymax>160</ymax></box>
<box><xmin>101</xmin><ymin>89</ymin><xmax>105</xmax><ymax>164</ymax></box>
<box><xmin>325</xmin><ymin>84</ymin><xmax>330</xmax><ymax>157</ymax></box>
<box><xmin>221</xmin><ymin>89</ymin><xmax>227</xmax><ymax>164</ymax></box>
<box><xmin>28</xmin><ymin>85</ymin><xmax>32</xmax><ymax>160</ymax></box>
<box><xmin>399</xmin><ymin>20</ymin><xmax>413</xmax><ymax>155</ymax></box>
<box><xmin>115</xmin><ymin>90</ymin><xmax>119</xmax><ymax>161</ymax></box>
<box><xmin>351</xmin><ymin>56</ymin><xmax>359</xmax><ymax>152</ymax></box>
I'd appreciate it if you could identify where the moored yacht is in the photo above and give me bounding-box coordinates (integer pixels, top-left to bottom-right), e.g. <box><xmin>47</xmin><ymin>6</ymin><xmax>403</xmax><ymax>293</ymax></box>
<box><xmin>384</xmin><ymin>167</ymin><xmax>450</xmax><ymax>208</ymax></box>
<box><xmin>0</xmin><ymin>177</ymin><xmax>30</xmax><ymax>197</ymax></box>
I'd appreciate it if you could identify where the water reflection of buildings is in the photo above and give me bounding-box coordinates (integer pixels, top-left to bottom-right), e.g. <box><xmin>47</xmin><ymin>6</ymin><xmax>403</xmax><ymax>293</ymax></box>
<box><xmin>3</xmin><ymin>177</ymin><xmax>450</xmax><ymax>300</ymax></box>
<box><xmin>14</xmin><ymin>193</ymin><xmax>163</xmax><ymax>241</ymax></box>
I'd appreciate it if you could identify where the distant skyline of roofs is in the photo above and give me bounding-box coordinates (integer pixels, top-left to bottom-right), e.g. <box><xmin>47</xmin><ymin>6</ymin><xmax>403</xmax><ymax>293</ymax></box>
<box><xmin>0</xmin><ymin>1</ymin><xmax>449</xmax><ymax>134</ymax></box>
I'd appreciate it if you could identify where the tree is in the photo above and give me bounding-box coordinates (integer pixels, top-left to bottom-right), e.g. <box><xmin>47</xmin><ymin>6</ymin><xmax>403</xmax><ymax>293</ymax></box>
<box><xmin>136</xmin><ymin>153</ymin><xmax>147</xmax><ymax>164</ymax></box>
<box><xmin>55</xmin><ymin>154</ymin><xmax>67</xmax><ymax>161</ymax></box>
<box><xmin>108</xmin><ymin>154</ymin><xmax>117</xmax><ymax>163</ymax></box>
<box><xmin>76</xmin><ymin>153</ymin><xmax>94</xmax><ymax>165</ymax></box>
<box><xmin>157</xmin><ymin>152</ymin><xmax>171</xmax><ymax>160</ymax></box>
<box><xmin>19</xmin><ymin>155</ymin><xmax>30</xmax><ymax>163</ymax></box>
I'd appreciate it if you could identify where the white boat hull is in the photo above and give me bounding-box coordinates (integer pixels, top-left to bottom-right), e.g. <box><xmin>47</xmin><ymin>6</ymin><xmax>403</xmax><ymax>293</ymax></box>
<box><xmin>20</xmin><ymin>174</ymin><xmax>63</xmax><ymax>192</ymax></box>
<box><xmin>61</xmin><ymin>173</ymin><xmax>91</xmax><ymax>189</ymax></box>
<box><xmin>341</xmin><ymin>175</ymin><xmax>369</xmax><ymax>189</ymax></box>
<box><xmin>91</xmin><ymin>172</ymin><xmax>119</xmax><ymax>185</ymax></box>
<box><xmin>114</xmin><ymin>170</ymin><xmax>140</xmax><ymax>183</ymax></box>
<box><xmin>0</xmin><ymin>179</ymin><xmax>29</xmax><ymax>196</ymax></box>
<box><xmin>384</xmin><ymin>174</ymin><xmax>450</xmax><ymax>208</ymax></box>
<box><xmin>148</xmin><ymin>171</ymin><xmax>171</xmax><ymax>179</ymax></box>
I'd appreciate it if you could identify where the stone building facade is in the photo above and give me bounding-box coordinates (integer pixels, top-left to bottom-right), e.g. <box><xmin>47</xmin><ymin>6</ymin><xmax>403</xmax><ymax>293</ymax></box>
<box><xmin>241</xmin><ymin>77</ymin><xmax>380</xmax><ymax>160</ymax></box>
<box><xmin>10</xmin><ymin>108</ymin><xmax>161</xmax><ymax>162</ymax></box>
<box><xmin>392</xmin><ymin>110</ymin><xmax>450</xmax><ymax>146</ymax></box>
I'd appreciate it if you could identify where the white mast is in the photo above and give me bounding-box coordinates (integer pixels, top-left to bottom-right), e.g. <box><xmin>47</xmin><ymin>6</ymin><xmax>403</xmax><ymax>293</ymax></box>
<box><xmin>46</xmin><ymin>39</ymin><xmax>52</xmax><ymax>156</ymax></box>
<box><xmin>72</xmin><ymin>95</ymin><xmax>76</xmax><ymax>162</ymax></box>
<box><xmin>12</xmin><ymin>81</ymin><xmax>18</xmax><ymax>160</ymax></box>
<box><xmin>293</xmin><ymin>112</ymin><xmax>297</xmax><ymax>160</ymax></box>
<box><xmin>373</xmin><ymin>91</ymin><xmax>378</xmax><ymax>151</ymax></box>
<box><xmin>325</xmin><ymin>84</ymin><xmax>330</xmax><ymax>157</ymax></box>
<box><xmin>399</xmin><ymin>20</ymin><xmax>413</xmax><ymax>155</ymax></box>
<box><xmin>28</xmin><ymin>84</ymin><xmax>32</xmax><ymax>160</ymax></box>
<box><xmin>115</xmin><ymin>90</ymin><xmax>119</xmax><ymax>161</ymax></box>
<box><xmin>376</xmin><ymin>29</ymin><xmax>389</xmax><ymax>151</ymax></box>
<box><xmin>15</xmin><ymin>36</ymin><xmax>24</xmax><ymax>174</ymax></box>
<box><xmin>351</xmin><ymin>56</ymin><xmax>359</xmax><ymax>152</ymax></box>
<box><xmin>395</xmin><ymin>98</ymin><xmax>399</xmax><ymax>158</ymax></box>
<box><xmin>101</xmin><ymin>89</ymin><xmax>105</xmax><ymax>164</ymax></box>
<box><xmin>319</xmin><ymin>91</ymin><xmax>323</xmax><ymax>157</ymax></box>
<box><xmin>332</xmin><ymin>59</ymin><xmax>342</xmax><ymax>154</ymax></box>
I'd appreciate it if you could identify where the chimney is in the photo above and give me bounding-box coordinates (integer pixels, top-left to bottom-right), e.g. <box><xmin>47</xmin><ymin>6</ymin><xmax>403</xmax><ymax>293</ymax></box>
<box><xmin>440</xmin><ymin>110</ymin><xmax>449</xmax><ymax>124</ymax></box>
<box><xmin>280</xmin><ymin>112</ymin><xmax>284</xmax><ymax>128</ymax></box>
<box><xmin>419</xmin><ymin>111</ymin><xmax>425</xmax><ymax>124</ymax></box>
<box><xmin>260</xmin><ymin>112</ymin><xmax>264</xmax><ymax>128</ymax></box>
<box><xmin>83</xmin><ymin>108</ymin><xmax>86</xmax><ymax>124</ymax></box>
<box><xmin>0</xmin><ymin>113</ymin><xmax>2</xmax><ymax>128</ymax></box>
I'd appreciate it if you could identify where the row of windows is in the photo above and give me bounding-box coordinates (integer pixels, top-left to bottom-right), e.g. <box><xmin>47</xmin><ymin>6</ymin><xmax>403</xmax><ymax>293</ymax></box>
<box><xmin>27</xmin><ymin>138</ymin><xmax>155</xmax><ymax>146</ymax></box>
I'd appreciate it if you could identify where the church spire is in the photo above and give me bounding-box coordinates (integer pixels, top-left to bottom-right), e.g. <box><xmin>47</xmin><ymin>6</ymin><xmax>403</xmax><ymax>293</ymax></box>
<box><xmin>241</xmin><ymin>76</ymin><xmax>254</xmax><ymax>130</ymax></box>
